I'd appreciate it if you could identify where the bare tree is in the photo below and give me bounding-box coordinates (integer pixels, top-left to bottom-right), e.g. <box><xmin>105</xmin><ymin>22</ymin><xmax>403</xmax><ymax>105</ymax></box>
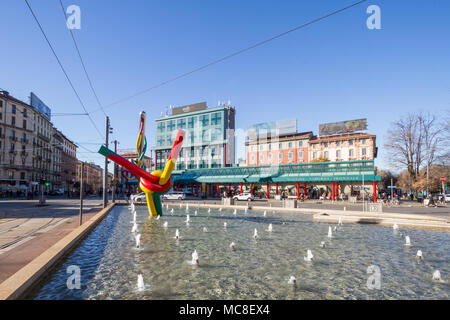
<box><xmin>384</xmin><ymin>113</ymin><xmax>422</xmax><ymax>187</ymax></box>
<box><xmin>384</xmin><ymin>111</ymin><xmax>449</xmax><ymax>192</ymax></box>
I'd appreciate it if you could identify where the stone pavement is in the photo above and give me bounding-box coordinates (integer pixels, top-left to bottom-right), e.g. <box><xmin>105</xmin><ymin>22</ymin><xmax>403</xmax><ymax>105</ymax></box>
<box><xmin>0</xmin><ymin>198</ymin><xmax>106</xmax><ymax>284</ymax></box>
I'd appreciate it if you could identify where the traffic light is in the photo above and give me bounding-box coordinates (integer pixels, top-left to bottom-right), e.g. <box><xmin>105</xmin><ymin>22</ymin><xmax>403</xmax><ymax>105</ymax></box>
<box><xmin>40</xmin><ymin>178</ymin><xmax>48</xmax><ymax>186</ymax></box>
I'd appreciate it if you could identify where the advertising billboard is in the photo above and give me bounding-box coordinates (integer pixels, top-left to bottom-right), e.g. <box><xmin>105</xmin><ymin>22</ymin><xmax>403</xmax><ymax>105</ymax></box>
<box><xmin>30</xmin><ymin>92</ymin><xmax>51</xmax><ymax>121</ymax></box>
<box><xmin>172</xmin><ymin>102</ymin><xmax>206</xmax><ymax>115</ymax></box>
<box><xmin>247</xmin><ymin>118</ymin><xmax>297</xmax><ymax>141</ymax></box>
<box><xmin>319</xmin><ymin>118</ymin><xmax>367</xmax><ymax>136</ymax></box>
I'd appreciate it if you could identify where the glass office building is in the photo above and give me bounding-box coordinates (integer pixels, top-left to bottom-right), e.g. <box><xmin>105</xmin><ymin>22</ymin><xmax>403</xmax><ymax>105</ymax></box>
<box><xmin>154</xmin><ymin>102</ymin><xmax>235</xmax><ymax>171</ymax></box>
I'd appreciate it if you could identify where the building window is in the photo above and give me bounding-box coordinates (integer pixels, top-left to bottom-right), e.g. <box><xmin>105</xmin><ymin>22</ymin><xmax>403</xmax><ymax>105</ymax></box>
<box><xmin>11</xmin><ymin>116</ymin><xmax>15</xmax><ymax>126</ymax></box>
<box><xmin>23</xmin><ymin>119</ymin><xmax>26</xmax><ymax>129</ymax></box>
<box><xmin>324</xmin><ymin>142</ymin><xmax>328</xmax><ymax>148</ymax></box>
<box><xmin>10</xmin><ymin>130</ymin><xmax>15</xmax><ymax>138</ymax></box>
<box><xmin>269</xmin><ymin>144</ymin><xmax>272</xmax><ymax>150</ymax></box>
<box><xmin>200</xmin><ymin>114</ymin><xmax>209</xmax><ymax>126</ymax></box>
<box><xmin>177</xmin><ymin>118</ymin><xmax>186</xmax><ymax>129</ymax></box>
<box><xmin>260</xmin><ymin>154</ymin><xmax>264</xmax><ymax>161</ymax></box>
<box><xmin>188</xmin><ymin>117</ymin><xmax>197</xmax><ymax>128</ymax></box>
<box><xmin>288</xmin><ymin>151</ymin><xmax>293</xmax><ymax>160</ymax></box>
<box><xmin>269</xmin><ymin>153</ymin><xmax>273</xmax><ymax>161</ymax></box>
<box><xmin>288</xmin><ymin>142</ymin><xmax>292</xmax><ymax>148</ymax></box>
<box><xmin>279</xmin><ymin>143</ymin><xmax>282</xmax><ymax>150</ymax></box>
<box><xmin>336</xmin><ymin>141</ymin><xmax>340</xmax><ymax>147</ymax></box>
<box><xmin>349</xmin><ymin>149</ymin><xmax>354</xmax><ymax>157</ymax></box>
<box><xmin>23</xmin><ymin>108</ymin><xmax>27</xmax><ymax>117</ymax></box>
<box><xmin>157</xmin><ymin>121</ymin><xmax>165</xmax><ymax>132</ymax></box>
<box><xmin>278</xmin><ymin>152</ymin><xmax>282</xmax><ymax>160</ymax></box>
<box><xmin>299</xmin><ymin>141</ymin><xmax>303</xmax><ymax>147</ymax></box>
<box><xmin>251</xmin><ymin>155</ymin><xmax>255</xmax><ymax>162</ymax></box>
<box><xmin>167</xmin><ymin>120</ymin><xmax>175</xmax><ymax>131</ymax></box>
<box><xmin>362</xmin><ymin>148</ymin><xmax>367</xmax><ymax>156</ymax></box>
<box><xmin>313</xmin><ymin>152</ymin><xmax>317</xmax><ymax>159</ymax></box>
<box><xmin>22</xmin><ymin>133</ymin><xmax>26</xmax><ymax>142</ymax></box>
<box><xmin>259</xmin><ymin>144</ymin><xmax>264</xmax><ymax>151</ymax></box>
<box><xmin>324</xmin><ymin>151</ymin><xmax>328</xmax><ymax>158</ymax></box>
<box><xmin>299</xmin><ymin>151</ymin><xmax>303</xmax><ymax>159</ymax></box>
<box><xmin>12</xmin><ymin>104</ymin><xmax>16</xmax><ymax>114</ymax></box>
<box><xmin>362</xmin><ymin>139</ymin><xmax>366</xmax><ymax>145</ymax></box>
<box><xmin>211</xmin><ymin>112</ymin><xmax>222</xmax><ymax>125</ymax></box>
<box><xmin>349</xmin><ymin>140</ymin><xmax>353</xmax><ymax>146</ymax></box>
<box><xmin>336</xmin><ymin>150</ymin><xmax>341</xmax><ymax>159</ymax></box>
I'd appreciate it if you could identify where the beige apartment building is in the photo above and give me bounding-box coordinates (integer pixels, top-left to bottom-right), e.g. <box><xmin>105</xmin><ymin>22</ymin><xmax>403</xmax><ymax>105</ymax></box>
<box><xmin>246</xmin><ymin>132</ymin><xmax>313</xmax><ymax>166</ymax></box>
<box><xmin>309</xmin><ymin>132</ymin><xmax>377</xmax><ymax>162</ymax></box>
<box><xmin>0</xmin><ymin>91</ymin><xmax>35</xmax><ymax>193</ymax></box>
<box><xmin>0</xmin><ymin>90</ymin><xmax>78</xmax><ymax>195</ymax></box>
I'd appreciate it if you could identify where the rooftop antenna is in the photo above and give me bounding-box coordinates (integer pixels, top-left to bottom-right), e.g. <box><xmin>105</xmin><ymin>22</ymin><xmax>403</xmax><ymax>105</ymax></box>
<box><xmin>227</xmin><ymin>100</ymin><xmax>231</xmax><ymax>107</ymax></box>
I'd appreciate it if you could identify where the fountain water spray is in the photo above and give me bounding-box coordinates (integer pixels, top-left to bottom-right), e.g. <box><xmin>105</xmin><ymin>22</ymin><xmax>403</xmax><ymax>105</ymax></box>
<box><xmin>131</xmin><ymin>222</ymin><xmax>138</xmax><ymax>233</ymax></box>
<box><xmin>163</xmin><ymin>221</ymin><xmax>168</xmax><ymax>228</ymax></box>
<box><xmin>135</xmin><ymin>233</ymin><xmax>141</xmax><ymax>248</ymax></box>
<box><xmin>432</xmin><ymin>270</ymin><xmax>442</xmax><ymax>281</ymax></box>
<box><xmin>333</xmin><ymin>226</ymin><xmax>337</xmax><ymax>232</ymax></box>
<box><xmin>416</xmin><ymin>250</ymin><xmax>423</xmax><ymax>260</ymax></box>
<box><xmin>230</xmin><ymin>242</ymin><xmax>236</xmax><ymax>250</ymax></box>
<box><xmin>288</xmin><ymin>276</ymin><xmax>296</xmax><ymax>286</ymax></box>
<box><xmin>304</xmin><ymin>249</ymin><xmax>314</xmax><ymax>261</ymax></box>
<box><xmin>191</xmin><ymin>250</ymin><xmax>199</xmax><ymax>265</ymax></box>
<box><xmin>203</xmin><ymin>227</ymin><xmax>208</xmax><ymax>233</ymax></box>
<box><xmin>253</xmin><ymin>228</ymin><xmax>258</xmax><ymax>239</ymax></box>
<box><xmin>393</xmin><ymin>224</ymin><xmax>399</xmax><ymax>230</ymax></box>
<box><xmin>338</xmin><ymin>217</ymin><xmax>343</xmax><ymax>226</ymax></box>
<box><xmin>263</xmin><ymin>211</ymin><xmax>267</xmax><ymax>217</ymax></box>
<box><xmin>156</xmin><ymin>215</ymin><xmax>160</xmax><ymax>220</ymax></box>
<box><xmin>137</xmin><ymin>274</ymin><xmax>145</xmax><ymax>292</ymax></box>
<box><xmin>174</xmin><ymin>229</ymin><xmax>180</xmax><ymax>240</ymax></box>
<box><xmin>267</xmin><ymin>224</ymin><xmax>273</xmax><ymax>232</ymax></box>
<box><xmin>405</xmin><ymin>236</ymin><xmax>411</xmax><ymax>246</ymax></box>
<box><xmin>328</xmin><ymin>226</ymin><xmax>332</xmax><ymax>238</ymax></box>
<box><xmin>224</xmin><ymin>222</ymin><xmax>227</xmax><ymax>228</ymax></box>
<box><xmin>186</xmin><ymin>214</ymin><xmax>190</xmax><ymax>224</ymax></box>
<box><xmin>208</xmin><ymin>208</ymin><xmax>211</xmax><ymax>213</ymax></box>
<box><xmin>170</xmin><ymin>208</ymin><xmax>174</xmax><ymax>214</ymax></box>
<box><xmin>320</xmin><ymin>241</ymin><xmax>326</xmax><ymax>248</ymax></box>
<box><xmin>194</xmin><ymin>210</ymin><xmax>198</xmax><ymax>216</ymax></box>
<box><xmin>219</xmin><ymin>207</ymin><xmax>222</xmax><ymax>212</ymax></box>
<box><xmin>233</xmin><ymin>209</ymin><xmax>237</xmax><ymax>216</ymax></box>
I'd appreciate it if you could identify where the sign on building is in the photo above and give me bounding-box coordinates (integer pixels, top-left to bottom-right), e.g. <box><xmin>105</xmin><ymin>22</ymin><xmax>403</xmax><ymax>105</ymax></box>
<box><xmin>319</xmin><ymin>118</ymin><xmax>367</xmax><ymax>136</ymax></box>
<box><xmin>172</xmin><ymin>102</ymin><xmax>207</xmax><ymax>115</ymax></box>
<box><xmin>30</xmin><ymin>92</ymin><xmax>52</xmax><ymax>121</ymax></box>
<box><xmin>247</xmin><ymin>118</ymin><xmax>297</xmax><ymax>141</ymax></box>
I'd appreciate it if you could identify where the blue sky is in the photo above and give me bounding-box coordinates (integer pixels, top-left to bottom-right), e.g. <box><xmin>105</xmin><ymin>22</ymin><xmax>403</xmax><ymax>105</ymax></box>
<box><xmin>1</xmin><ymin>0</ymin><xmax>449</xmax><ymax>172</ymax></box>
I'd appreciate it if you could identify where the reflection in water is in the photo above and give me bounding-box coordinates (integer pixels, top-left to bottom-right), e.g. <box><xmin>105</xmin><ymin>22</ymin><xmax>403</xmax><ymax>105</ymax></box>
<box><xmin>28</xmin><ymin>206</ymin><xmax>449</xmax><ymax>300</ymax></box>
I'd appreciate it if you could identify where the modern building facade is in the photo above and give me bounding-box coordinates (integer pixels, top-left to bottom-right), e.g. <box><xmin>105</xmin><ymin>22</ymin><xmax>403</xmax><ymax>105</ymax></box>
<box><xmin>154</xmin><ymin>102</ymin><xmax>236</xmax><ymax>171</ymax></box>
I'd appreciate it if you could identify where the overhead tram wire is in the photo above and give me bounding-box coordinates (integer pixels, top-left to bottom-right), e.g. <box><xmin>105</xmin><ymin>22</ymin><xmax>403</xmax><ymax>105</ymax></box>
<box><xmin>23</xmin><ymin>0</ymin><xmax>105</xmax><ymax>140</ymax></box>
<box><xmin>89</xmin><ymin>0</ymin><xmax>367</xmax><ymax>114</ymax></box>
<box><xmin>58</xmin><ymin>0</ymin><xmax>108</xmax><ymax>118</ymax></box>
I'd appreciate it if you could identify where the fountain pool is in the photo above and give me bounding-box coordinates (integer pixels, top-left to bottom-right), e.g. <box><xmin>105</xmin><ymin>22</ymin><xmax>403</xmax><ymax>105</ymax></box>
<box><xmin>27</xmin><ymin>206</ymin><xmax>449</xmax><ymax>300</ymax></box>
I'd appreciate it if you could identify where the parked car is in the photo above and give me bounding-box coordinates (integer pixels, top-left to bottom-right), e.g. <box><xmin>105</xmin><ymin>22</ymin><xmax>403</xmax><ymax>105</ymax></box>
<box><xmin>232</xmin><ymin>192</ymin><xmax>254</xmax><ymax>201</ymax></box>
<box><xmin>162</xmin><ymin>192</ymin><xmax>186</xmax><ymax>200</ymax></box>
<box><xmin>445</xmin><ymin>192</ymin><xmax>450</xmax><ymax>203</ymax></box>
<box><xmin>132</xmin><ymin>193</ymin><xmax>146</xmax><ymax>203</ymax></box>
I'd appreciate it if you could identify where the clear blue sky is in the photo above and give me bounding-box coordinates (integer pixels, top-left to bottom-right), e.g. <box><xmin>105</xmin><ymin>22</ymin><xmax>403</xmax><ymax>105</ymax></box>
<box><xmin>1</xmin><ymin>0</ymin><xmax>449</xmax><ymax>172</ymax></box>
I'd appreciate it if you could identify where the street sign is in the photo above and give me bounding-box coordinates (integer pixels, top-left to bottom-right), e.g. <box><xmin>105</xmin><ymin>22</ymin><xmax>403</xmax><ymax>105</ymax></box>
<box><xmin>440</xmin><ymin>177</ymin><xmax>446</xmax><ymax>181</ymax></box>
<box><xmin>387</xmin><ymin>186</ymin><xmax>396</xmax><ymax>188</ymax></box>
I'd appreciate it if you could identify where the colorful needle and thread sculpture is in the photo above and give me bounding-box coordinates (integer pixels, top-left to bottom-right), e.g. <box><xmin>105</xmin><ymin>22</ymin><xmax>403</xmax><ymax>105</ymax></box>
<box><xmin>98</xmin><ymin>112</ymin><xmax>185</xmax><ymax>217</ymax></box>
